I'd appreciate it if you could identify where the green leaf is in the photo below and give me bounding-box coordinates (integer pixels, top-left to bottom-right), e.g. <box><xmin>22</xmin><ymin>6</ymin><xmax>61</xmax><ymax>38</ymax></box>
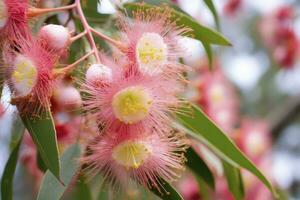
<box><xmin>37</xmin><ymin>143</ymin><xmax>81</xmax><ymax>200</ymax></box>
<box><xmin>176</xmin><ymin>104</ymin><xmax>278</xmax><ymax>198</ymax></box>
<box><xmin>203</xmin><ymin>0</ymin><xmax>220</xmax><ymax>29</ymax></box>
<box><xmin>186</xmin><ymin>147</ymin><xmax>215</xmax><ymax>189</ymax></box>
<box><xmin>21</xmin><ymin>108</ymin><xmax>60</xmax><ymax>180</ymax></box>
<box><xmin>63</xmin><ymin>176</ymin><xmax>92</xmax><ymax>200</ymax></box>
<box><xmin>202</xmin><ymin>43</ymin><xmax>213</xmax><ymax>70</ymax></box>
<box><xmin>9</xmin><ymin>116</ymin><xmax>25</xmax><ymax>151</ymax></box>
<box><xmin>148</xmin><ymin>178</ymin><xmax>183</xmax><ymax>200</ymax></box>
<box><xmin>37</xmin><ymin>152</ymin><xmax>47</xmax><ymax>173</ymax></box>
<box><xmin>83</xmin><ymin>0</ymin><xmax>109</xmax><ymax>19</ymax></box>
<box><xmin>196</xmin><ymin>177</ymin><xmax>212</xmax><ymax>200</ymax></box>
<box><xmin>123</xmin><ymin>3</ymin><xmax>231</xmax><ymax>46</ymax></box>
<box><xmin>1</xmin><ymin>117</ymin><xmax>25</xmax><ymax>200</ymax></box>
<box><xmin>222</xmin><ymin>161</ymin><xmax>245</xmax><ymax>200</ymax></box>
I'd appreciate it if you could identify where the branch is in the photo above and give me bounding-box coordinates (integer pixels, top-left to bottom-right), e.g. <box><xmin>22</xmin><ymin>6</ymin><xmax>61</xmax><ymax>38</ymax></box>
<box><xmin>75</xmin><ymin>0</ymin><xmax>101</xmax><ymax>63</ymax></box>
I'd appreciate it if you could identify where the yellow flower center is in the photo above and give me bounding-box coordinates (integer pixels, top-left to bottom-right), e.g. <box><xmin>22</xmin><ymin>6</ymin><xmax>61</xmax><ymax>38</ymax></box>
<box><xmin>12</xmin><ymin>55</ymin><xmax>38</xmax><ymax>97</ymax></box>
<box><xmin>112</xmin><ymin>140</ymin><xmax>152</xmax><ymax>169</ymax></box>
<box><xmin>136</xmin><ymin>33</ymin><xmax>168</xmax><ymax>75</ymax></box>
<box><xmin>0</xmin><ymin>1</ymin><xmax>8</xmax><ymax>29</ymax></box>
<box><xmin>112</xmin><ymin>86</ymin><xmax>152</xmax><ymax>124</ymax></box>
<box><xmin>210</xmin><ymin>85</ymin><xmax>225</xmax><ymax>104</ymax></box>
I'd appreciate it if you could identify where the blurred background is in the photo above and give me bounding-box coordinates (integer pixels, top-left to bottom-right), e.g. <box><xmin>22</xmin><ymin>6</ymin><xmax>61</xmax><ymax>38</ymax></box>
<box><xmin>1</xmin><ymin>0</ymin><xmax>300</xmax><ymax>199</ymax></box>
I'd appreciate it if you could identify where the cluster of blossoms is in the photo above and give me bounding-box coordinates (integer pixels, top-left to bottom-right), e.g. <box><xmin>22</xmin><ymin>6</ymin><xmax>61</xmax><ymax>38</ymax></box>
<box><xmin>1</xmin><ymin>0</ymin><xmax>191</xmax><ymax>194</ymax></box>
<box><xmin>81</xmin><ymin>8</ymin><xmax>191</xmax><ymax>192</ymax></box>
<box><xmin>0</xmin><ymin>0</ymin><xmax>74</xmax><ymax>114</ymax></box>
<box><xmin>259</xmin><ymin>6</ymin><xmax>299</xmax><ymax>69</ymax></box>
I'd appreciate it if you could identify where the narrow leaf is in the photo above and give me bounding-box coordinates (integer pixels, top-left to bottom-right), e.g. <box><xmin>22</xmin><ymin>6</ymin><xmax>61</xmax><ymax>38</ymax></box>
<box><xmin>1</xmin><ymin>117</ymin><xmax>25</xmax><ymax>200</ymax></box>
<box><xmin>37</xmin><ymin>144</ymin><xmax>81</xmax><ymax>200</ymax></box>
<box><xmin>186</xmin><ymin>147</ymin><xmax>215</xmax><ymax>189</ymax></box>
<box><xmin>196</xmin><ymin>177</ymin><xmax>212</xmax><ymax>200</ymax></box>
<box><xmin>37</xmin><ymin>152</ymin><xmax>47</xmax><ymax>172</ymax></box>
<box><xmin>202</xmin><ymin>43</ymin><xmax>213</xmax><ymax>70</ymax></box>
<box><xmin>203</xmin><ymin>0</ymin><xmax>220</xmax><ymax>29</ymax></box>
<box><xmin>64</xmin><ymin>176</ymin><xmax>92</xmax><ymax>200</ymax></box>
<box><xmin>21</xmin><ymin>108</ymin><xmax>60</xmax><ymax>180</ymax></box>
<box><xmin>176</xmin><ymin>104</ymin><xmax>278</xmax><ymax>198</ymax></box>
<box><xmin>148</xmin><ymin>178</ymin><xmax>183</xmax><ymax>200</ymax></box>
<box><xmin>123</xmin><ymin>3</ymin><xmax>231</xmax><ymax>46</ymax></box>
<box><xmin>222</xmin><ymin>161</ymin><xmax>245</xmax><ymax>200</ymax></box>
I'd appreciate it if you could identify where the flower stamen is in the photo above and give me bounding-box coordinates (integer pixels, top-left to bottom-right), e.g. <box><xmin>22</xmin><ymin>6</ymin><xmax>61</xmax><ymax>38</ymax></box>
<box><xmin>112</xmin><ymin>140</ymin><xmax>152</xmax><ymax>169</ymax></box>
<box><xmin>11</xmin><ymin>55</ymin><xmax>38</xmax><ymax>97</ymax></box>
<box><xmin>112</xmin><ymin>86</ymin><xmax>152</xmax><ymax>124</ymax></box>
<box><xmin>136</xmin><ymin>33</ymin><xmax>168</xmax><ymax>75</ymax></box>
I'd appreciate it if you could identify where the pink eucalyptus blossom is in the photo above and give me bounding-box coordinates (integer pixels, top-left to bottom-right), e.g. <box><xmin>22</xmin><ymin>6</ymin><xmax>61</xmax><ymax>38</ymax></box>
<box><xmin>81</xmin><ymin>129</ymin><xmax>188</xmax><ymax>192</ymax></box>
<box><xmin>3</xmin><ymin>38</ymin><xmax>57</xmax><ymax>114</ymax></box>
<box><xmin>117</xmin><ymin>6</ymin><xmax>190</xmax><ymax>77</ymax></box>
<box><xmin>82</xmin><ymin>55</ymin><xmax>184</xmax><ymax>135</ymax></box>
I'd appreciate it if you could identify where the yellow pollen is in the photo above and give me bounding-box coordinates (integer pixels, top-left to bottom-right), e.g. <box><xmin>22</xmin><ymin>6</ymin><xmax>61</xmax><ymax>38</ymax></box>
<box><xmin>210</xmin><ymin>85</ymin><xmax>225</xmax><ymax>103</ymax></box>
<box><xmin>112</xmin><ymin>140</ymin><xmax>152</xmax><ymax>169</ymax></box>
<box><xmin>12</xmin><ymin>55</ymin><xmax>38</xmax><ymax>97</ymax></box>
<box><xmin>112</xmin><ymin>86</ymin><xmax>152</xmax><ymax>124</ymax></box>
<box><xmin>136</xmin><ymin>33</ymin><xmax>168</xmax><ymax>75</ymax></box>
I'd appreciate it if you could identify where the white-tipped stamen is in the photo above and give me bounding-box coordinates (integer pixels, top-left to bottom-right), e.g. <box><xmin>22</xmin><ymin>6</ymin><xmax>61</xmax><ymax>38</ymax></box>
<box><xmin>11</xmin><ymin>55</ymin><xmax>38</xmax><ymax>97</ymax></box>
<box><xmin>112</xmin><ymin>86</ymin><xmax>153</xmax><ymax>124</ymax></box>
<box><xmin>112</xmin><ymin>140</ymin><xmax>152</xmax><ymax>169</ymax></box>
<box><xmin>136</xmin><ymin>33</ymin><xmax>168</xmax><ymax>75</ymax></box>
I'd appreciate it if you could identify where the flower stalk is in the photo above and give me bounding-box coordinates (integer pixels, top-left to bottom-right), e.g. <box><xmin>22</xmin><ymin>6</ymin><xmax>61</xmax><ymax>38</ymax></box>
<box><xmin>27</xmin><ymin>4</ymin><xmax>76</xmax><ymax>18</ymax></box>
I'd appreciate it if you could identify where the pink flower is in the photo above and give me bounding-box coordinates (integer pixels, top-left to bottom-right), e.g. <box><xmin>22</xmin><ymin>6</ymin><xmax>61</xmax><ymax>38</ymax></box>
<box><xmin>0</xmin><ymin>0</ymin><xmax>30</xmax><ymax>42</ymax></box>
<box><xmin>236</xmin><ymin>119</ymin><xmax>271</xmax><ymax>162</ymax></box>
<box><xmin>3</xmin><ymin>38</ymin><xmax>57</xmax><ymax>113</ymax></box>
<box><xmin>196</xmin><ymin>67</ymin><xmax>239</xmax><ymax>133</ymax></box>
<box><xmin>223</xmin><ymin>0</ymin><xmax>243</xmax><ymax>16</ymax></box>
<box><xmin>117</xmin><ymin>6</ymin><xmax>190</xmax><ymax>77</ymax></box>
<box><xmin>258</xmin><ymin>6</ymin><xmax>299</xmax><ymax>69</ymax></box>
<box><xmin>82</xmin><ymin>55</ymin><xmax>184</xmax><ymax>135</ymax></box>
<box><xmin>81</xmin><ymin>129</ymin><xmax>188</xmax><ymax>191</ymax></box>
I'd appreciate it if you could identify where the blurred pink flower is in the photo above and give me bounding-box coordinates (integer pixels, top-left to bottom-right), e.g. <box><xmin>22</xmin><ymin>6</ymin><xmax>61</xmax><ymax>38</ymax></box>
<box><xmin>223</xmin><ymin>0</ymin><xmax>243</xmax><ymax>16</ymax></box>
<box><xmin>196</xmin><ymin>66</ymin><xmax>239</xmax><ymax>134</ymax></box>
<box><xmin>259</xmin><ymin>6</ymin><xmax>299</xmax><ymax>69</ymax></box>
<box><xmin>236</xmin><ymin>119</ymin><xmax>271</xmax><ymax>162</ymax></box>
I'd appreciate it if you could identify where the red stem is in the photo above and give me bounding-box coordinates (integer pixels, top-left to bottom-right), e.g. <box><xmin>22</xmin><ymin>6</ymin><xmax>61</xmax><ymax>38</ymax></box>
<box><xmin>28</xmin><ymin>4</ymin><xmax>76</xmax><ymax>17</ymax></box>
<box><xmin>75</xmin><ymin>0</ymin><xmax>101</xmax><ymax>63</ymax></box>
